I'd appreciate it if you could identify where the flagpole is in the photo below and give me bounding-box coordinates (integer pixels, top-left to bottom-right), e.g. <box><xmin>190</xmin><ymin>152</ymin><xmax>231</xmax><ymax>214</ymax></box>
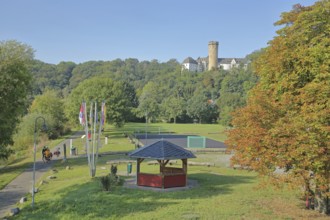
<box><xmin>91</xmin><ymin>102</ymin><xmax>97</xmax><ymax>176</ymax></box>
<box><xmin>83</xmin><ymin>102</ymin><xmax>91</xmax><ymax>176</ymax></box>
<box><xmin>96</xmin><ymin>102</ymin><xmax>104</xmax><ymax>167</ymax></box>
<box><xmin>88</xmin><ymin>103</ymin><xmax>93</xmax><ymax>176</ymax></box>
<box><xmin>102</xmin><ymin>101</ymin><xmax>106</xmax><ymax>146</ymax></box>
<box><xmin>81</xmin><ymin>101</ymin><xmax>104</xmax><ymax>178</ymax></box>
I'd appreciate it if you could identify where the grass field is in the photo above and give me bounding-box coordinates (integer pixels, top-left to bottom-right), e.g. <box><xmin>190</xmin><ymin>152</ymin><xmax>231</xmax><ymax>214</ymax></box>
<box><xmin>70</xmin><ymin>122</ymin><xmax>227</xmax><ymax>155</ymax></box>
<box><xmin>3</xmin><ymin>123</ymin><xmax>329</xmax><ymax>219</ymax></box>
<box><xmin>117</xmin><ymin>122</ymin><xmax>228</xmax><ymax>142</ymax></box>
<box><xmin>11</xmin><ymin>155</ymin><xmax>328</xmax><ymax>219</ymax></box>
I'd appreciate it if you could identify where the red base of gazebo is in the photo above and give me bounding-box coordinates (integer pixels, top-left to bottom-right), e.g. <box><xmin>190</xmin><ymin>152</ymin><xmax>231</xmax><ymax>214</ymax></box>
<box><xmin>138</xmin><ymin>173</ymin><xmax>186</xmax><ymax>188</ymax></box>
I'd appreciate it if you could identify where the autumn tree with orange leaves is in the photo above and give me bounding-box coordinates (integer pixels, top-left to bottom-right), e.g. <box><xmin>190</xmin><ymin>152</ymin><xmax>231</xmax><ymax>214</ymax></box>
<box><xmin>226</xmin><ymin>1</ymin><xmax>329</xmax><ymax>214</ymax></box>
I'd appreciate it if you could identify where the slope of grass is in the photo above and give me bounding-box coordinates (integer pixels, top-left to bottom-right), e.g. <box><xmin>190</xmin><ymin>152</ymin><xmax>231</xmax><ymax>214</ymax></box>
<box><xmin>12</xmin><ymin>154</ymin><xmax>328</xmax><ymax>220</ymax></box>
<box><xmin>0</xmin><ymin>158</ymin><xmax>32</xmax><ymax>190</ymax></box>
<box><xmin>4</xmin><ymin>123</ymin><xmax>329</xmax><ymax>219</ymax></box>
<box><xmin>0</xmin><ymin>131</ymin><xmax>77</xmax><ymax>190</ymax></box>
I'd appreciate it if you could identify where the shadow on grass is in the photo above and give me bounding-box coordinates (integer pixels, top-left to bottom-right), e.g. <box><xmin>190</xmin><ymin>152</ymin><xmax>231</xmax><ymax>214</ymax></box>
<box><xmin>0</xmin><ymin>161</ymin><xmax>33</xmax><ymax>190</ymax></box>
<box><xmin>189</xmin><ymin>173</ymin><xmax>255</xmax><ymax>196</ymax></box>
<box><xmin>0</xmin><ymin>161</ymin><xmax>33</xmax><ymax>174</ymax></box>
<box><xmin>46</xmin><ymin>156</ymin><xmax>126</xmax><ymax>174</ymax></box>
<box><xmin>18</xmin><ymin>171</ymin><xmax>255</xmax><ymax>219</ymax></box>
<box><xmin>0</xmin><ymin>156</ymin><xmax>29</xmax><ymax>166</ymax></box>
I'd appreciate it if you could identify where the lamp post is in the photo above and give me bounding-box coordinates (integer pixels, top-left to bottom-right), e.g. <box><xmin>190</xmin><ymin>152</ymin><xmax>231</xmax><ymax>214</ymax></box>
<box><xmin>32</xmin><ymin>116</ymin><xmax>46</xmax><ymax>208</ymax></box>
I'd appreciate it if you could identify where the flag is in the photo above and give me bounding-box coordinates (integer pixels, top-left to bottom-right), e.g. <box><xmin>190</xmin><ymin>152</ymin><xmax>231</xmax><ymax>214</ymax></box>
<box><xmin>79</xmin><ymin>103</ymin><xmax>85</xmax><ymax>125</ymax></box>
<box><xmin>101</xmin><ymin>102</ymin><xmax>106</xmax><ymax>125</ymax></box>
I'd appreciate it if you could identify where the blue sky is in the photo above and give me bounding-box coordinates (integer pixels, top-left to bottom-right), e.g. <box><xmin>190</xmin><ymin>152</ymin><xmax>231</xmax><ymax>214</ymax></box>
<box><xmin>0</xmin><ymin>0</ymin><xmax>318</xmax><ymax>64</ymax></box>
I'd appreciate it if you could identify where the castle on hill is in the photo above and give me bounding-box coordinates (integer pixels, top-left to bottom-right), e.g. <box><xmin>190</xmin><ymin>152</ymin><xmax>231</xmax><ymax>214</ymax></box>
<box><xmin>182</xmin><ymin>41</ymin><xmax>247</xmax><ymax>72</ymax></box>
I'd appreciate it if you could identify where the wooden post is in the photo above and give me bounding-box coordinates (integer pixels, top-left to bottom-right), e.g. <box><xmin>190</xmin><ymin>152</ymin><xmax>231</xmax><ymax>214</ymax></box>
<box><xmin>182</xmin><ymin>159</ymin><xmax>188</xmax><ymax>186</ymax></box>
<box><xmin>136</xmin><ymin>158</ymin><xmax>143</xmax><ymax>185</ymax></box>
<box><xmin>157</xmin><ymin>160</ymin><xmax>162</xmax><ymax>173</ymax></box>
<box><xmin>137</xmin><ymin>159</ymin><xmax>140</xmax><ymax>173</ymax></box>
<box><xmin>182</xmin><ymin>159</ymin><xmax>187</xmax><ymax>174</ymax></box>
<box><xmin>158</xmin><ymin>160</ymin><xmax>166</xmax><ymax>188</ymax></box>
<box><xmin>136</xmin><ymin>158</ymin><xmax>139</xmax><ymax>185</ymax></box>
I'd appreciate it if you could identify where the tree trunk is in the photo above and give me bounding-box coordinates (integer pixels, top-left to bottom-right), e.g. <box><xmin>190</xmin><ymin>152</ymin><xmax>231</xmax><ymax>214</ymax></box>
<box><xmin>174</xmin><ymin>117</ymin><xmax>176</xmax><ymax>124</ymax></box>
<box><xmin>314</xmin><ymin>189</ymin><xmax>329</xmax><ymax>215</ymax></box>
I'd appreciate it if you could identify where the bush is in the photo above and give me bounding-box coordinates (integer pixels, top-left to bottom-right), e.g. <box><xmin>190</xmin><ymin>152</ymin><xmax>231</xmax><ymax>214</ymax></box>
<box><xmin>100</xmin><ymin>175</ymin><xmax>111</xmax><ymax>191</ymax></box>
<box><xmin>100</xmin><ymin>173</ymin><xmax>123</xmax><ymax>191</ymax></box>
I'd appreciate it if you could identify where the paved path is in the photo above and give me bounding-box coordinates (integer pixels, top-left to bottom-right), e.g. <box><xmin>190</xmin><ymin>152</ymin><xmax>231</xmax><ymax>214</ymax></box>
<box><xmin>0</xmin><ymin>131</ymin><xmax>84</xmax><ymax>218</ymax></box>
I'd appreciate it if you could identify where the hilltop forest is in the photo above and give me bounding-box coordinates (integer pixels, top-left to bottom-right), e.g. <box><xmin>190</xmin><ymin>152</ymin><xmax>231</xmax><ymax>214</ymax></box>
<box><xmin>0</xmin><ymin>39</ymin><xmax>258</xmax><ymax>159</ymax></box>
<box><xmin>29</xmin><ymin>57</ymin><xmax>257</xmax><ymax>126</ymax></box>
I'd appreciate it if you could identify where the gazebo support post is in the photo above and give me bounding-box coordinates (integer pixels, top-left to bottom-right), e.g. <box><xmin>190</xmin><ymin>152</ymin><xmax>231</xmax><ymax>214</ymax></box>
<box><xmin>157</xmin><ymin>160</ymin><xmax>162</xmax><ymax>173</ymax></box>
<box><xmin>157</xmin><ymin>160</ymin><xmax>164</xmax><ymax>188</ymax></box>
<box><xmin>158</xmin><ymin>160</ymin><xmax>169</xmax><ymax>173</ymax></box>
<box><xmin>182</xmin><ymin>159</ymin><xmax>187</xmax><ymax>174</ymax></box>
<box><xmin>158</xmin><ymin>160</ymin><xmax>169</xmax><ymax>189</ymax></box>
<box><xmin>136</xmin><ymin>158</ymin><xmax>144</xmax><ymax>184</ymax></box>
<box><xmin>182</xmin><ymin>159</ymin><xmax>188</xmax><ymax>186</ymax></box>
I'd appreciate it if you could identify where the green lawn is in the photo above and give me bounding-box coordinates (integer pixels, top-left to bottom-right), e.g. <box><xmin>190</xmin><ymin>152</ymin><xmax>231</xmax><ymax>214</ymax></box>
<box><xmin>3</xmin><ymin>123</ymin><xmax>328</xmax><ymax>219</ymax></box>
<box><xmin>11</xmin><ymin>154</ymin><xmax>325</xmax><ymax>220</ymax></box>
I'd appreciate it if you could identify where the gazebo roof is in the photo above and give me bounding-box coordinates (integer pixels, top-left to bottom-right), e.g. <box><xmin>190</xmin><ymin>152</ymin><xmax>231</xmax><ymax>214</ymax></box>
<box><xmin>128</xmin><ymin>140</ymin><xmax>196</xmax><ymax>160</ymax></box>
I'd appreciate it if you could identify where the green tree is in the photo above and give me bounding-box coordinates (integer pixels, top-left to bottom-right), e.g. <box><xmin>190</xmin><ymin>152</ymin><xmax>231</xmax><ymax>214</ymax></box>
<box><xmin>12</xmin><ymin>112</ymin><xmax>53</xmax><ymax>156</ymax></box>
<box><xmin>29</xmin><ymin>60</ymin><xmax>76</xmax><ymax>96</ymax></box>
<box><xmin>161</xmin><ymin>96</ymin><xmax>185</xmax><ymax>123</ymax></box>
<box><xmin>0</xmin><ymin>40</ymin><xmax>34</xmax><ymax>159</ymax></box>
<box><xmin>226</xmin><ymin>1</ymin><xmax>330</xmax><ymax>214</ymax></box>
<box><xmin>121</xmin><ymin>81</ymin><xmax>138</xmax><ymax>121</ymax></box>
<box><xmin>65</xmin><ymin>77</ymin><xmax>131</xmax><ymax>127</ymax></box>
<box><xmin>29</xmin><ymin>90</ymin><xmax>66</xmax><ymax>138</ymax></box>
<box><xmin>69</xmin><ymin>61</ymin><xmax>104</xmax><ymax>90</ymax></box>
<box><xmin>218</xmin><ymin>67</ymin><xmax>258</xmax><ymax>126</ymax></box>
<box><xmin>136</xmin><ymin>82</ymin><xmax>160</xmax><ymax>122</ymax></box>
<box><xmin>56</xmin><ymin>61</ymin><xmax>76</xmax><ymax>96</ymax></box>
<box><xmin>29</xmin><ymin>60</ymin><xmax>57</xmax><ymax>95</ymax></box>
<box><xmin>186</xmin><ymin>92</ymin><xmax>209</xmax><ymax>123</ymax></box>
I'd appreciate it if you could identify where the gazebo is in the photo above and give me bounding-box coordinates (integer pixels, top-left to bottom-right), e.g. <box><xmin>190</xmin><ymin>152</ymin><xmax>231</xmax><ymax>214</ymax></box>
<box><xmin>128</xmin><ymin>140</ymin><xmax>196</xmax><ymax>188</ymax></box>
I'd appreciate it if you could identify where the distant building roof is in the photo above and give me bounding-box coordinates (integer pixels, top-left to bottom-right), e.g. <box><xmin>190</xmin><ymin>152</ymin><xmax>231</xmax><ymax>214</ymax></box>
<box><xmin>128</xmin><ymin>140</ymin><xmax>196</xmax><ymax>160</ymax></box>
<box><xmin>218</xmin><ymin>58</ymin><xmax>247</xmax><ymax>64</ymax></box>
<box><xmin>196</xmin><ymin>57</ymin><xmax>208</xmax><ymax>62</ymax></box>
<box><xmin>183</xmin><ymin>57</ymin><xmax>198</xmax><ymax>64</ymax></box>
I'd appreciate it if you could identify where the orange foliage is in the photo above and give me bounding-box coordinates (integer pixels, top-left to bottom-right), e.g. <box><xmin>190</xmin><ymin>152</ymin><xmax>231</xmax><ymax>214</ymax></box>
<box><xmin>226</xmin><ymin>0</ymin><xmax>330</xmax><ymax>213</ymax></box>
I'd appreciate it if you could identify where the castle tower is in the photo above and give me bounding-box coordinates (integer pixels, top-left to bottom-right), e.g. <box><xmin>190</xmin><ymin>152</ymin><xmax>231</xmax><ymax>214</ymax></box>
<box><xmin>208</xmin><ymin>41</ymin><xmax>218</xmax><ymax>70</ymax></box>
